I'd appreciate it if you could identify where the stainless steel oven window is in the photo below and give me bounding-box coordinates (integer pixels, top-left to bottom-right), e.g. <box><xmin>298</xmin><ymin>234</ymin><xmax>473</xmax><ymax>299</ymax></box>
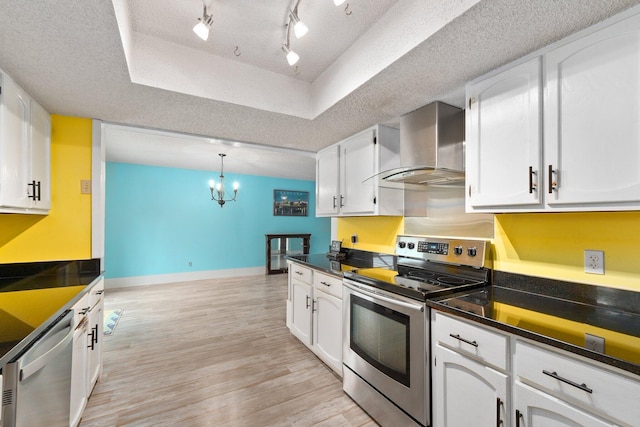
<box><xmin>350</xmin><ymin>294</ymin><xmax>411</xmax><ymax>387</ymax></box>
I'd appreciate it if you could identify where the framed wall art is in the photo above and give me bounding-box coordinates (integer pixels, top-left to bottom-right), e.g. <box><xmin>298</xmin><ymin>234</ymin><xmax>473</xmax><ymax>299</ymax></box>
<box><xmin>273</xmin><ymin>189</ymin><xmax>309</xmax><ymax>216</ymax></box>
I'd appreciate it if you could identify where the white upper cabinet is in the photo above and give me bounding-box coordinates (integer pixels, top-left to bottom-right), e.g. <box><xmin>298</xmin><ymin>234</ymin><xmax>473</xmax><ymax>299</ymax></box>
<box><xmin>466</xmin><ymin>7</ymin><xmax>640</xmax><ymax>212</ymax></box>
<box><xmin>0</xmin><ymin>70</ymin><xmax>51</xmax><ymax>214</ymax></box>
<box><xmin>315</xmin><ymin>125</ymin><xmax>402</xmax><ymax>217</ymax></box>
<box><xmin>0</xmin><ymin>74</ymin><xmax>30</xmax><ymax>209</ymax></box>
<box><xmin>545</xmin><ymin>11</ymin><xmax>640</xmax><ymax>208</ymax></box>
<box><xmin>466</xmin><ymin>57</ymin><xmax>543</xmax><ymax>210</ymax></box>
<box><xmin>315</xmin><ymin>145</ymin><xmax>340</xmax><ymax>216</ymax></box>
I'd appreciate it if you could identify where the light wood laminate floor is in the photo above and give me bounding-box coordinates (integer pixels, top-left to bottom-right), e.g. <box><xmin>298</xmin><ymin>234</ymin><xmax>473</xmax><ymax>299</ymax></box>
<box><xmin>80</xmin><ymin>274</ymin><xmax>377</xmax><ymax>427</ymax></box>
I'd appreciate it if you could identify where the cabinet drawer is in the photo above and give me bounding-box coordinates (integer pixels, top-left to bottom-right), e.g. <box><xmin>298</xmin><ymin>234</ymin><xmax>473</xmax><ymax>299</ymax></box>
<box><xmin>515</xmin><ymin>339</ymin><xmax>640</xmax><ymax>427</ymax></box>
<box><xmin>313</xmin><ymin>272</ymin><xmax>342</xmax><ymax>299</ymax></box>
<box><xmin>289</xmin><ymin>264</ymin><xmax>312</xmax><ymax>283</ymax></box>
<box><xmin>88</xmin><ymin>278</ymin><xmax>104</xmax><ymax>307</ymax></box>
<box><xmin>433</xmin><ymin>311</ymin><xmax>509</xmax><ymax>370</ymax></box>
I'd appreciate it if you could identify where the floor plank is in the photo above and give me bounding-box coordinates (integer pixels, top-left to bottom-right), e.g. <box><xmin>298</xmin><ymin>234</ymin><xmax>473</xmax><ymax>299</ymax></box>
<box><xmin>79</xmin><ymin>274</ymin><xmax>377</xmax><ymax>426</ymax></box>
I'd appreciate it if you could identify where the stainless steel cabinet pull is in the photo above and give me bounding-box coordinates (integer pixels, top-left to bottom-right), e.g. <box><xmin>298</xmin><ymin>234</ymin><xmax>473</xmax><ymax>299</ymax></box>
<box><xmin>542</xmin><ymin>369</ymin><xmax>593</xmax><ymax>393</ymax></box>
<box><xmin>305</xmin><ymin>295</ymin><xmax>310</xmax><ymax>309</ymax></box>
<box><xmin>528</xmin><ymin>167</ymin><xmax>537</xmax><ymax>193</ymax></box>
<box><xmin>496</xmin><ymin>397</ymin><xmax>503</xmax><ymax>426</ymax></box>
<box><xmin>320</xmin><ymin>281</ymin><xmax>331</xmax><ymax>287</ymax></box>
<box><xmin>332</xmin><ymin>196</ymin><xmax>337</xmax><ymax>209</ymax></box>
<box><xmin>515</xmin><ymin>409</ymin><xmax>522</xmax><ymax>427</ymax></box>
<box><xmin>312</xmin><ymin>299</ymin><xmax>317</xmax><ymax>313</ymax></box>
<box><xmin>340</xmin><ymin>195</ymin><xmax>345</xmax><ymax>207</ymax></box>
<box><xmin>548</xmin><ymin>165</ymin><xmax>557</xmax><ymax>193</ymax></box>
<box><xmin>449</xmin><ymin>333</ymin><xmax>479</xmax><ymax>347</ymax></box>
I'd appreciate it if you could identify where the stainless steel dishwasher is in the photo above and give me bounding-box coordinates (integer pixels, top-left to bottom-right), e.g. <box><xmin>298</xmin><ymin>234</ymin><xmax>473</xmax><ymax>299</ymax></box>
<box><xmin>1</xmin><ymin>309</ymin><xmax>74</xmax><ymax>427</ymax></box>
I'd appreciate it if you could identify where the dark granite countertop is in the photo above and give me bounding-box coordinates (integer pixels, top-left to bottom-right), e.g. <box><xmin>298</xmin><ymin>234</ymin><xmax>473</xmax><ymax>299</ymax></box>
<box><xmin>0</xmin><ymin>259</ymin><xmax>102</xmax><ymax>369</ymax></box>
<box><xmin>429</xmin><ymin>271</ymin><xmax>640</xmax><ymax>376</ymax></box>
<box><xmin>287</xmin><ymin>249</ymin><xmax>395</xmax><ymax>277</ymax></box>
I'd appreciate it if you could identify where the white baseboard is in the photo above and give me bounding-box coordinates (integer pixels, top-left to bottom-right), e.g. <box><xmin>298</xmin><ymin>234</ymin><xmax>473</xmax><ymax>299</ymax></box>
<box><xmin>104</xmin><ymin>267</ymin><xmax>266</xmax><ymax>289</ymax></box>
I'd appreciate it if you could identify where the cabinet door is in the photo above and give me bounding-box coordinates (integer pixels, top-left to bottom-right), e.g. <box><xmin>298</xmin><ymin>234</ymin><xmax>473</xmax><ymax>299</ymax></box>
<box><xmin>0</xmin><ymin>74</ymin><xmax>30</xmax><ymax>209</ymax></box>
<box><xmin>433</xmin><ymin>344</ymin><xmax>509</xmax><ymax>427</ymax></box>
<box><xmin>466</xmin><ymin>57</ymin><xmax>543</xmax><ymax>210</ymax></box>
<box><xmin>290</xmin><ymin>279</ymin><xmax>312</xmax><ymax>347</ymax></box>
<box><xmin>545</xmin><ymin>12</ymin><xmax>640</xmax><ymax>207</ymax></box>
<box><xmin>312</xmin><ymin>289</ymin><xmax>342</xmax><ymax>375</ymax></box>
<box><xmin>514</xmin><ymin>382</ymin><xmax>613</xmax><ymax>427</ymax></box>
<box><xmin>70</xmin><ymin>294</ymin><xmax>90</xmax><ymax>427</ymax></box>
<box><xmin>87</xmin><ymin>279</ymin><xmax>104</xmax><ymax>393</ymax></box>
<box><xmin>29</xmin><ymin>100</ymin><xmax>51</xmax><ymax>210</ymax></box>
<box><xmin>315</xmin><ymin>145</ymin><xmax>340</xmax><ymax>216</ymax></box>
<box><xmin>340</xmin><ymin>129</ymin><xmax>377</xmax><ymax>215</ymax></box>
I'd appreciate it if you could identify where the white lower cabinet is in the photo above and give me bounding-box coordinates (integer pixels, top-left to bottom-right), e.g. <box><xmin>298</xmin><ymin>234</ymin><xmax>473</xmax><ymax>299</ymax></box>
<box><xmin>432</xmin><ymin>310</ymin><xmax>640</xmax><ymax>427</ymax></box>
<box><xmin>70</xmin><ymin>293</ymin><xmax>90</xmax><ymax>427</ymax></box>
<box><xmin>86</xmin><ymin>278</ymin><xmax>104</xmax><ymax>394</ymax></box>
<box><xmin>514</xmin><ymin>382</ymin><xmax>612</xmax><ymax>427</ymax></box>
<box><xmin>312</xmin><ymin>287</ymin><xmax>342</xmax><ymax>374</ymax></box>
<box><xmin>432</xmin><ymin>312</ymin><xmax>509</xmax><ymax>427</ymax></box>
<box><xmin>290</xmin><ymin>277</ymin><xmax>313</xmax><ymax>347</ymax></box>
<box><xmin>286</xmin><ymin>261</ymin><xmax>343</xmax><ymax>376</ymax></box>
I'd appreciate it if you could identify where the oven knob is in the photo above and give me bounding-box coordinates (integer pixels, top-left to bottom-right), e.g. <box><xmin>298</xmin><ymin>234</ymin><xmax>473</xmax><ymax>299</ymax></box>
<box><xmin>398</xmin><ymin>241</ymin><xmax>406</xmax><ymax>249</ymax></box>
<box><xmin>454</xmin><ymin>246</ymin><xmax>463</xmax><ymax>256</ymax></box>
<box><xmin>407</xmin><ymin>242</ymin><xmax>415</xmax><ymax>250</ymax></box>
<box><xmin>467</xmin><ymin>247</ymin><xmax>477</xmax><ymax>257</ymax></box>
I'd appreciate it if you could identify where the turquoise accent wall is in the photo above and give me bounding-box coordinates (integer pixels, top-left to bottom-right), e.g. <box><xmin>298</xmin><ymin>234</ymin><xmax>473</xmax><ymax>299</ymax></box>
<box><xmin>105</xmin><ymin>162</ymin><xmax>330</xmax><ymax>279</ymax></box>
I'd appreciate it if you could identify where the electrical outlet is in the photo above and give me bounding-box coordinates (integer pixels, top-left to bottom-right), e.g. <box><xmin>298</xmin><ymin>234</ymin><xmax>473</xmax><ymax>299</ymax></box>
<box><xmin>188</xmin><ymin>261</ymin><xmax>192</xmax><ymax>267</ymax></box>
<box><xmin>80</xmin><ymin>179</ymin><xmax>92</xmax><ymax>194</ymax></box>
<box><xmin>351</xmin><ymin>234</ymin><xmax>358</xmax><ymax>244</ymax></box>
<box><xmin>585</xmin><ymin>333</ymin><xmax>605</xmax><ymax>353</ymax></box>
<box><xmin>584</xmin><ymin>250</ymin><xmax>604</xmax><ymax>274</ymax></box>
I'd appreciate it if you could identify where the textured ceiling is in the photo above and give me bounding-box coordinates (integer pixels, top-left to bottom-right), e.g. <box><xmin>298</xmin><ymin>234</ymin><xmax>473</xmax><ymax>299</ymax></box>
<box><xmin>1</xmin><ymin>0</ymin><xmax>640</xmax><ymax>179</ymax></box>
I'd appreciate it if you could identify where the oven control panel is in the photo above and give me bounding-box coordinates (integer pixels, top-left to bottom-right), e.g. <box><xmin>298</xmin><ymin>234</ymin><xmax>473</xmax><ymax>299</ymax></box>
<box><xmin>395</xmin><ymin>235</ymin><xmax>489</xmax><ymax>268</ymax></box>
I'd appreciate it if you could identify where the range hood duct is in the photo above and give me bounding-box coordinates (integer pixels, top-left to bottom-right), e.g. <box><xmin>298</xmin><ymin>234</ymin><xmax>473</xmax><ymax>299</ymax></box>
<box><xmin>380</xmin><ymin>101</ymin><xmax>465</xmax><ymax>186</ymax></box>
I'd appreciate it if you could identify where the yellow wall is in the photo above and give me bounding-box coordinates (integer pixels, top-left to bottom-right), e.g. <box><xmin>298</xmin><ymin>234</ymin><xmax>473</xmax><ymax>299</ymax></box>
<box><xmin>493</xmin><ymin>212</ymin><xmax>640</xmax><ymax>291</ymax></box>
<box><xmin>0</xmin><ymin>116</ymin><xmax>92</xmax><ymax>263</ymax></box>
<box><xmin>336</xmin><ymin>216</ymin><xmax>403</xmax><ymax>254</ymax></box>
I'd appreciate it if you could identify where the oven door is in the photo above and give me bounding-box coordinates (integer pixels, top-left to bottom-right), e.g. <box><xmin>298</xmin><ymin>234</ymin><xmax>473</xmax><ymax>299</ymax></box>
<box><xmin>343</xmin><ymin>279</ymin><xmax>427</xmax><ymax>426</ymax></box>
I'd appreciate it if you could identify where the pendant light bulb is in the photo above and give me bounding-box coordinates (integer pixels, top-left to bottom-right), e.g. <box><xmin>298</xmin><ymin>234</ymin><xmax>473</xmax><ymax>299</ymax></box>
<box><xmin>333</xmin><ymin>0</ymin><xmax>346</xmax><ymax>5</ymax></box>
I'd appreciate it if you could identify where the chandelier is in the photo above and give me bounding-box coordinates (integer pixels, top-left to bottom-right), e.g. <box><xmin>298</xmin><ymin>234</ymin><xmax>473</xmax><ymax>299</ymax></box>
<box><xmin>209</xmin><ymin>153</ymin><xmax>239</xmax><ymax>208</ymax></box>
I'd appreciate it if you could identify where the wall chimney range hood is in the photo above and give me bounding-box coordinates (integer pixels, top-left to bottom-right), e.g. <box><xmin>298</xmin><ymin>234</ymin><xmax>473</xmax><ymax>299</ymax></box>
<box><xmin>379</xmin><ymin>101</ymin><xmax>465</xmax><ymax>186</ymax></box>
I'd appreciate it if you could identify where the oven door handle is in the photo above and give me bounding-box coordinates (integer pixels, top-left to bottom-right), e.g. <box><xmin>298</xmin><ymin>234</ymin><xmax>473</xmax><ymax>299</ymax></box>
<box><xmin>344</xmin><ymin>282</ymin><xmax>424</xmax><ymax>312</ymax></box>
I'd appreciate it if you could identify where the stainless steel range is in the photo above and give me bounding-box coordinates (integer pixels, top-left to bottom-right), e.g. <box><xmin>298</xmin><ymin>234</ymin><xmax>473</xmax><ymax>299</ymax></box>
<box><xmin>342</xmin><ymin>235</ymin><xmax>490</xmax><ymax>427</ymax></box>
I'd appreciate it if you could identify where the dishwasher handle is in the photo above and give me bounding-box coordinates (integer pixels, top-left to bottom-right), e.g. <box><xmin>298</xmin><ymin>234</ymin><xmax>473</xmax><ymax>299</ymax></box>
<box><xmin>20</xmin><ymin>311</ymin><xmax>74</xmax><ymax>381</ymax></box>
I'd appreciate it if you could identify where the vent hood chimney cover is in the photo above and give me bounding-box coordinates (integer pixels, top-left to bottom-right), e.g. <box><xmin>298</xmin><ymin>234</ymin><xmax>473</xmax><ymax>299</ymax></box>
<box><xmin>378</xmin><ymin>101</ymin><xmax>465</xmax><ymax>186</ymax></box>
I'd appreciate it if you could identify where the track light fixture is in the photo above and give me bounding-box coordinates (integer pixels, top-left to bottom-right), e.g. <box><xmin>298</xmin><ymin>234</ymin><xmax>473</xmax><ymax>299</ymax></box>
<box><xmin>193</xmin><ymin>5</ymin><xmax>214</xmax><ymax>41</ymax></box>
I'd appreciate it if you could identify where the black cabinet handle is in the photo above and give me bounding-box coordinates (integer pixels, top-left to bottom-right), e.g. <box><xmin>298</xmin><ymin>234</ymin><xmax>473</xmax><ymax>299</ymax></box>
<box><xmin>449</xmin><ymin>333</ymin><xmax>479</xmax><ymax>347</ymax></box>
<box><xmin>496</xmin><ymin>397</ymin><xmax>503</xmax><ymax>426</ymax></box>
<box><xmin>312</xmin><ymin>299</ymin><xmax>317</xmax><ymax>313</ymax></box>
<box><xmin>305</xmin><ymin>295</ymin><xmax>310</xmax><ymax>309</ymax></box>
<box><xmin>542</xmin><ymin>370</ymin><xmax>593</xmax><ymax>393</ymax></box>
<box><xmin>332</xmin><ymin>196</ymin><xmax>337</xmax><ymax>209</ymax></box>
<box><xmin>528</xmin><ymin>167</ymin><xmax>537</xmax><ymax>193</ymax></box>
<box><xmin>548</xmin><ymin>165</ymin><xmax>557</xmax><ymax>193</ymax></box>
<box><xmin>295</xmin><ymin>270</ymin><xmax>303</xmax><ymax>275</ymax></box>
<box><xmin>92</xmin><ymin>324</ymin><xmax>99</xmax><ymax>345</ymax></box>
<box><xmin>515</xmin><ymin>409</ymin><xmax>522</xmax><ymax>427</ymax></box>
<box><xmin>320</xmin><ymin>281</ymin><xmax>331</xmax><ymax>287</ymax></box>
<box><xmin>87</xmin><ymin>329</ymin><xmax>95</xmax><ymax>350</ymax></box>
<box><xmin>340</xmin><ymin>195</ymin><xmax>344</xmax><ymax>207</ymax></box>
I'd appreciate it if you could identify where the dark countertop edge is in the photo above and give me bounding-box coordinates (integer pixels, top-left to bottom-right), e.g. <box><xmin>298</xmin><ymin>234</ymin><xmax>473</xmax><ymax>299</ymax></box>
<box><xmin>428</xmin><ymin>299</ymin><xmax>640</xmax><ymax>377</ymax></box>
<box><xmin>0</xmin><ymin>273</ymin><xmax>104</xmax><ymax>371</ymax></box>
<box><xmin>287</xmin><ymin>248</ymin><xmax>395</xmax><ymax>277</ymax></box>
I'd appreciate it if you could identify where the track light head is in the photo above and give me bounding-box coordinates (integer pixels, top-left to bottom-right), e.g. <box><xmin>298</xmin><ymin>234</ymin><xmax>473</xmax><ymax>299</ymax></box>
<box><xmin>193</xmin><ymin>5</ymin><xmax>214</xmax><ymax>41</ymax></box>
<box><xmin>289</xmin><ymin>9</ymin><xmax>308</xmax><ymax>39</ymax></box>
<box><xmin>282</xmin><ymin>44</ymin><xmax>300</xmax><ymax>66</ymax></box>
